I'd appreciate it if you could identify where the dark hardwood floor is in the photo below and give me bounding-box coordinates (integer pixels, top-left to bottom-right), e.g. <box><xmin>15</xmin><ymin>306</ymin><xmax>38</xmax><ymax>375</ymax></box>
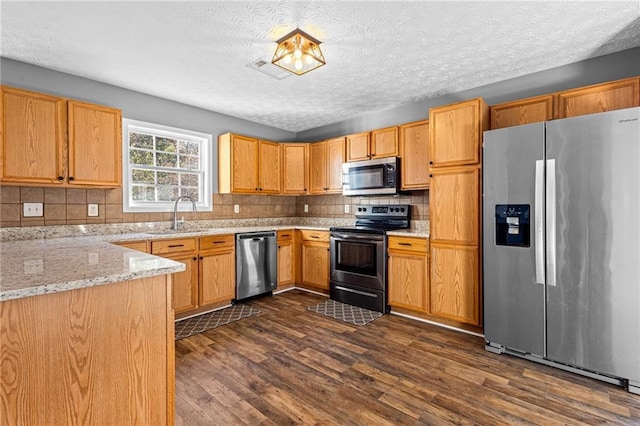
<box><xmin>175</xmin><ymin>290</ymin><xmax>640</xmax><ymax>425</ymax></box>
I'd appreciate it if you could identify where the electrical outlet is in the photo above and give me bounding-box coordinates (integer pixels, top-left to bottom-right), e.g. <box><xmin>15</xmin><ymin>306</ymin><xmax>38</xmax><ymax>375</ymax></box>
<box><xmin>87</xmin><ymin>204</ymin><xmax>99</xmax><ymax>217</ymax></box>
<box><xmin>234</xmin><ymin>204</ymin><xmax>240</xmax><ymax>214</ymax></box>
<box><xmin>304</xmin><ymin>204</ymin><xmax>309</xmax><ymax>213</ymax></box>
<box><xmin>344</xmin><ymin>204</ymin><xmax>350</xmax><ymax>214</ymax></box>
<box><xmin>23</xmin><ymin>203</ymin><xmax>43</xmax><ymax>217</ymax></box>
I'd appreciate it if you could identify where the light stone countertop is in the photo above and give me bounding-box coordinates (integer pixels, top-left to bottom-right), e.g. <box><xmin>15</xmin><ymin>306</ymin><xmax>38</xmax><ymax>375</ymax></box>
<box><xmin>0</xmin><ymin>218</ymin><xmax>428</xmax><ymax>302</ymax></box>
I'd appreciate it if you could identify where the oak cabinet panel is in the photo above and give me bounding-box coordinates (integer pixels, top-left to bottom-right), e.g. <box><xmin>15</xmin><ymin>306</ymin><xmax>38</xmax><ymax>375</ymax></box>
<box><xmin>490</xmin><ymin>95</ymin><xmax>555</xmax><ymax>129</ymax></box>
<box><xmin>429</xmin><ymin>98</ymin><xmax>488</xmax><ymax>167</ymax></box>
<box><xmin>326</xmin><ymin>137</ymin><xmax>345</xmax><ymax>192</ymax></box>
<box><xmin>281</xmin><ymin>143</ymin><xmax>308</xmax><ymax>194</ymax></box>
<box><xmin>370</xmin><ymin>126</ymin><xmax>398</xmax><ymax>159</ymax></box>
<box><xmin>309</xmin><ymin>141</ymin><xmax>327</xmax><ymax>194</ymax></box>
<box><xmin>168</xmin><ymin>253</ymin><xmax>199</xmax><ymax>314</ymax></box>
<box><xmin>151</xmin><ymin>237</ymin><xmax>198</xmax><ymax>255</ymax></box>
<box><xmin>399</xmin><ymin>119</ymin><xmax>429</xmax><ymax>190</ymax></box>
<box><xmin>277</xmin><ymin>230</ymin><xmax>295</xmax><ymax>289</ymax></box>
<box><xmin>430</xmin><ymin>243</ymin><xmax>480</xmax><ymax>326</ymax></box>
<box><xmin>258</xmin><ymin>139</ymin><xmax>281</xmax><ymax>193</ymax></box>
<box><xmin>113</xmin><ymin>240</ymin><xmax>149</xmax><ymax>252</ymax></box>
<box><xmin>557</xmin><ymin>77</ymin><xmax>640</xmax><ymax>119</ymax></box>
<box><xmin>301</xmin><ymin>242</ymin><xmax>329</xmax><ymax>290</ymax></box>
<box><xmin>0</xmin><ymin>86</ymin><xmax>121</xmax><ymax>187</ymax></box>
<box><xmin>309</xmin><ymin>137</ymin><xmax>345</xmax><ymax>194</ymax></box>
<box><xmin>429</xmin><ymin>166</ymin><xmax>480</xmax><ymax>245</ymax></box>
<box><xmin>199</xmin><ymin>247</ymin><xmax>235</xmax><ymax>305</ymax></box>
<box><xmin>68</xmin><ymin>100</ymin><xmax>122</xmax><ymax>187</ymax></box>
<box><xmin>388</xmin><ymin>236</ymin><xmax>429</xmax><ymax>313</ymax></box>
<box><xmin>218</xmin><ymin>133</ymin><xmax>259</xmax><ymax>194</ymax></box>
<box><xmin>345</xmin><ymin>132</ymin><xmax>370</xmax><ymax>162</ymax></box>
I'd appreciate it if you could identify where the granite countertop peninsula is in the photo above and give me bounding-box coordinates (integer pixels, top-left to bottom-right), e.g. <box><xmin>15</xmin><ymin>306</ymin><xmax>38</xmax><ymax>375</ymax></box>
<box><xmin>0</xmin><ymin>217</ymin><xmax>428</xmax><ymax>301</ymax></box>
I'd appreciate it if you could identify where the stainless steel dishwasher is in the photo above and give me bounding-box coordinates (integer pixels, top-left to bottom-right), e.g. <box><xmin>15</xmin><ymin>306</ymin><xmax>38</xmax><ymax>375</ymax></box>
<box><xmin>235</xmin><ymin>231</ymin><xmax>277</xmax><ymax>302</ymax></box>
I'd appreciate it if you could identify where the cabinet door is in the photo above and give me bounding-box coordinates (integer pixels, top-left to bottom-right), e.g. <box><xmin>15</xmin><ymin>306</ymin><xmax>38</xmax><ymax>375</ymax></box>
<box><xmin>168</xmin><ymin>254</ymin><xmax>199</xmax><ymax>313</ymax></box>
<box><xmin>281</xmin><ymin>143</ymin><xmax>308</xmax><ymax>194</ymax></box>
<box><xmin>345</xmin><ymin>132</ymin><xmax>370</xmax><ymax>162</ymax></box>
<box><xmin>325</xmin><ymin>137</ymin><xmax>345</xmax><ymax>193</ymax></box>
<box><xmin>371</xmin><ymin>126</ymin><xmax>398</xmax><ymax>159</ymax></box>
<box><xmin>232</xmin><ymin>135</ymin><xmax>259</xmax><ymax>193</ymax></box>
<box><xmin>429</xmin><ymin>98</ymin><xmax>487</xmax><ymax>167</ymax></box>
<box><xmin>557</xmin><ymin>77</ymin><xmax>640</xmax><ymax>119</ymax></box>
<box><xmin>258</xmin><ymin>140</ymin><xmax>281</xmax><ymax>194</ymax></box>
<box><xmin>430</xmin><ymin>243</ymin><xmax>479</xmax><ymax>326</ymax></box>
<box><xmin>309</xmin><ymin>141</ymin><xmax>327</xmax><ymax>194</ymax></box>
<box><xmin>68</xmin><ymin>100</ymin><xmax>122</xmax><ymax>187</ymax></box>
<box><xmin>399</xmin><ymin>120</ymin><xmax>429</xmax><ymax>190</ymax></box>
<box><xmin>301</xmin><ymin>242</ymin><xmax>329</xmax><ymax>290</ymax></box>
<box><xmin>429</xmin><ymin>166</ymin><xmax>480</xmax><ymax>245</ymax></box>
<box><xmin>490</xmin><ymin>95</ymin><xmax>555</xmax><ymax>129</ymax></box>
<box><xmin>199</xmin><ymin>248</ymin><xmax>235</xmax><ymax>305</ymax></box>
<box><xmin>1</xmin><ymin>86</ymin><xmax>66</xmax><ymax>185</ymax></box>
<box><xmin>388</xmin><ymin>251</ymin><xmax>428</xmax><ymax>313</ymax></box>
<box><xmin>277</xmin><ymin>241</ymin><xmax>294</xmax><ymax>288</ymax></box>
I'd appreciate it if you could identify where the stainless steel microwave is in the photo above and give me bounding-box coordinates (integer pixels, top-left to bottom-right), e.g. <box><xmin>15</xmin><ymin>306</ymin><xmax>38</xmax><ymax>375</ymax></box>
<box><xmin>342</xmin><ymin>157</ymin><xmax>400</xmax><ymax>196</ymax></box>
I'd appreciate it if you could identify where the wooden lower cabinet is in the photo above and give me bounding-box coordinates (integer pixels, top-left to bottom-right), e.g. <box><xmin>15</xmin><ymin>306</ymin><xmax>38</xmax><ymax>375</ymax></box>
<box><xmin>387</xmin><ymin>236</ymin><xmax>429</xmax><ymax>313</ymax></box>
<box><xmin>277</xmin><ymin>230</ymin><xmax>295</xmax><ymax>289</ymax></box>
<box><xmin>0</xmin><ymin>275</ymin><xmax>174</xmax><ymax>425</ymax></box>
<box><xmin>430</xmin><ymin>243</ymin><xmax>480</xmax><ymax>326</ymax></box>
<box><xmin>168</xmin><ymin>253</ymin><xmax>199</xmax><ymax>314</ymax></box>
<box><xmin>199</xmin><ymin>247</ymin><xmax>235</xmax><ymax>305</ymax></box>
<box><xmin>299</xmin><ymin>230</ymin><xmax>330</xmax><ymax>291</ymax></box>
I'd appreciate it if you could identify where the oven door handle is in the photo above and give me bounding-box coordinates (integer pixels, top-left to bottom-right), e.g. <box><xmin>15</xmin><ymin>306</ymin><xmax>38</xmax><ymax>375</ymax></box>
<box><xmin>331</xmin><ymin>233</ymin><xmax>385</xmax><ymax>241</ymax></box>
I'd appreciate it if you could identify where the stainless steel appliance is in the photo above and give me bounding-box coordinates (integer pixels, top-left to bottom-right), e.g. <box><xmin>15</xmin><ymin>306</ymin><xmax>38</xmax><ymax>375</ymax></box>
<box><xmin>483</xmin><ymin>107</ymin><xmax>640</xmax><ymax>394</ymax></box>
<box><xmin>235</xmin><ymin>231</ymin><xmax>277</xmax><ymax>302</ymax></box>
<box><xmin>342</xmin><ymin>157</ymin><xmax>400</xmax><ymax>196</ymax></box>
<box><xmin>330</xmin><ymin>204</ymin><xmax>410</xmax><ymax>312</ymax></box>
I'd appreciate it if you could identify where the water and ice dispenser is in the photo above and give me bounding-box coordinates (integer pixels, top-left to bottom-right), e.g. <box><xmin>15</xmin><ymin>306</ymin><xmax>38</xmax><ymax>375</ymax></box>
<box><xmin>495</xmin><ymin>204</ymin><xmax>530</xmax><ymax>247</ymax></box>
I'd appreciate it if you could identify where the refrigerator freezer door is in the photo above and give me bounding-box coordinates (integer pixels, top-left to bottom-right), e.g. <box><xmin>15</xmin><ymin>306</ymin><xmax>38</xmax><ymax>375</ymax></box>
<box><xmin>483</xmin><ymin>123</ymin><xmax>545</xmax><ymax>357</ymax></box>
<box><xmin>545</xmin><ymin>107</ymin><xmax>640</xmax><ymax>383</ymax></box>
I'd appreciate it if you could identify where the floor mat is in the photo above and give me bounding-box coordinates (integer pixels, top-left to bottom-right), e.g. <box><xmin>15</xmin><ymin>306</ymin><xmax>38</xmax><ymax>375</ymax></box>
<box><xmin>307</xmin><ymin>299</ymin><xmax>383</xmax><ymax>326</ymax></box>
<box><xmin>175</xmin><ymin>304</ymin><xmax>260</xmax><ymax>340</ymax></box>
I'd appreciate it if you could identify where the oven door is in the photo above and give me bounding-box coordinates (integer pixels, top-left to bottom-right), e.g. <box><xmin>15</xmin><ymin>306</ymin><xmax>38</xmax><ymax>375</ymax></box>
<box><xmin>330</xmin><ymin>232</ymin><xmax>386</xmax><ymax>290</ymax></box>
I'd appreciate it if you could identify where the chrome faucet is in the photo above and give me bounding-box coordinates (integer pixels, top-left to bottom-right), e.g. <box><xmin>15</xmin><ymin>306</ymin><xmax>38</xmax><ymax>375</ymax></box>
<box><xmin>172</xmin><ymin>196</ymin><xmax>197</xmax><ymax>230</ymax></box>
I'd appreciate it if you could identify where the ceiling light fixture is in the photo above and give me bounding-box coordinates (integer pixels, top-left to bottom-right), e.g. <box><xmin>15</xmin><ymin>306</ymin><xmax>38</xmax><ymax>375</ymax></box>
<box><xmin>272</xmin><ymin>28</ymin><xmax>325</xmax><ymax>76</ymax></box>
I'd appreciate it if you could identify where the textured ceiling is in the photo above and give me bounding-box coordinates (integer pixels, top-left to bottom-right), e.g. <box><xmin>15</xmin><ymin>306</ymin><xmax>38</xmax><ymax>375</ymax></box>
<box><xmin>2</xmin><ymin>1</ymin><xmax>639</xmax><ymax>132</ymax></box>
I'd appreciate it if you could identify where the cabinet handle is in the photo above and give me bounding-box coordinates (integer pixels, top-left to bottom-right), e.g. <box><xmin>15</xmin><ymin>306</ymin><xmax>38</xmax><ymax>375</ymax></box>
<box><xmin>429</xmin><ymin>174</ymin><xmax>433</xmax><ymax>178</ymax></box>
<box><xmin>199</xmin><ymin>256</ymin><xmax>203</xmax><ymax>260</ymax></box>
<box><xmin>304</xmin><ymin>188</ymin><xmax>307</xmax><ymax>191</ymax></box>
<box><xmin>168</xmin><ymin>244</ymin><xmax>184</xmax><ymax>248</ymax></box>
<box><xmin>259</xmin><ymin>187</ymin><xmax>262</xmax><ymax>191</ymax></box>
<box><xmin>310</xmin><ymin>235</ymin><xmax>319</xmax><ymax>239</ymax></box>
<box><xmin>57</xmin><ymin>176</ymin><xmax>64</xmax><ymax>181</ymax></box>
<box><xmin>429</xmin><ymin>161</ymin><xmax>433</xmax><ymax>165</ymax></box>
<box><xmin>255</xmin><ymin>187</ymin><xmax>259</xmax><ymax>191</ymax></box>
<box><xmin>278</xmin><ymin>245</ymin><xmax>281</xmax><ymax>249</ymax></box>
<box><xmin>193</xmin><ymin>257</ymin><xmax>197</xmax><ymax>261</ymax></box>
<box><xmin>398</xmin><ymin>242</ymin><xmax>412</xmax><ymax>246</ymax></box>
<box><xmin>282</xmin><ymin>234</ymin><xmax>290</xmax><ymax>237</ymax></box>
<box><xmin>69</xmin><ymin>176</ymin><xmax>75</xmax><ymax>181</ymax></box>
<box><xmin>212</xmin><ymin>241</ymin><xmax>225</xmax><ymax>244</ymax></box>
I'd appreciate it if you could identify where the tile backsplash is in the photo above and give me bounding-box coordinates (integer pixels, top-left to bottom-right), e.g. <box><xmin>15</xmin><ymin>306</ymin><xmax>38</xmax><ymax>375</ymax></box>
<box><xmin>0</xmin><ymin>186</ymin><xmax>428</xmax><ymax>227</ymax></box>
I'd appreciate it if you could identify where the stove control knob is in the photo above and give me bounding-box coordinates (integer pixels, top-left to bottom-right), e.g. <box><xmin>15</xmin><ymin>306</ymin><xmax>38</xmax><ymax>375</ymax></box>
<box><xmin>400</xmin><ymin>207</ymin><xmax>405</xmax><ymax>212</ymax></box>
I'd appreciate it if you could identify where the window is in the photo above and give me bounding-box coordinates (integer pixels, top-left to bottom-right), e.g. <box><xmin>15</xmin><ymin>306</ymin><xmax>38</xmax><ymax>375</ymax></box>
<box><xmin>122</xmin><ymin>119</ymin><xmax>212</xmax><ymax>212</ymax></box>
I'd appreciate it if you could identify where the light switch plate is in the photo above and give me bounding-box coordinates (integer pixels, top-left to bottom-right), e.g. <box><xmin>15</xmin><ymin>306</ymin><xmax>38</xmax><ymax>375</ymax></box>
<box><xmin>87</xmin><ymin>204</ymin><xmax>99</xmax><ymax>217</ymax></box>
<box><xmin>344</xmin><ymin>204</ymin><xmax>350</xmax><ymax>214</ymax></box>
<box><xmin>23</xmin><ymin>203</ymin><xmax>43</xmax><ymax>217</ymax></box>
<box><xmin>234</xmin><ymin>204</ymin><xmax>240</xmax><ymax>214</ymax></box>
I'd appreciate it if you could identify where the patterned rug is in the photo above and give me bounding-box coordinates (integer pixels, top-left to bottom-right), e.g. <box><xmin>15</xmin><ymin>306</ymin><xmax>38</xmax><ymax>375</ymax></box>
<box><xmin>175</xmin><ymin>304</ymin><xmax>260</xmax><ymax>340</ymax></box>
<box><xmin>307</xmin><ymin>299</ymin><xmax>383</xmax><ymax>326</ymax></box>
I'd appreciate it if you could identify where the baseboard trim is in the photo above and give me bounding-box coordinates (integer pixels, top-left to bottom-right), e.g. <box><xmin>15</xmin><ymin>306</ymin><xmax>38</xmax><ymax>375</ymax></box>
<box><xmin>390</xmin><ymin>311</ymin><xmax>485</xmax><ymax>338</ymax></box>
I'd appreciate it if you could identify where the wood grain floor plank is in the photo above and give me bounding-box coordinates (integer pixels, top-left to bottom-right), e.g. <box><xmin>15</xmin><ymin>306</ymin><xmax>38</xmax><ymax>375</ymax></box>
<box><xmin>175</xmin><ymin>290</ymin><xmax>640</xmax><ymax>425</ymax></box>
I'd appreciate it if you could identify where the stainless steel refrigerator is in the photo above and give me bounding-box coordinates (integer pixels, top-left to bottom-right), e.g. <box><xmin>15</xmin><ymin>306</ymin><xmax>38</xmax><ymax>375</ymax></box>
<box><xmin>483</xmin><ymin>107</ymin><xmax>640</xmax><ymax>394</ymax></box>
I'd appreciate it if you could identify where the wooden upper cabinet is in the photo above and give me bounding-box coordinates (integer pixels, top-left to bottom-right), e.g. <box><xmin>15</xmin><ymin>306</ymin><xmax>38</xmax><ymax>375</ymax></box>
<box><xmin>429</xmin><ymin>98</ymin><xmax>488</xmax><ymax>168</ymax></box>
<box><xmin>218</xmin><ymin>133</ymin><xmax>259</xmax><ymax>194</ymax></box>
<box><xmin>490</xmin><ymin>95</ymin><xmax>555</xmax><ymax>129</ymax></box>
<box><xmin>68</xmin><ymin>100</ymin><xmax>122</xmax><ymax>187</ymax></box>
<box><xmin>429</xmin><ymin>165</ymin><xmax>480</xmax><ymax>246</ymax></box>
<box><xmin>258</xmin><ymin>139</ymin><xmax>280</xmax><ymax>193</ymax></box>
<box><xmin>1</xmin><ymin>86</ymin><xmax>122</xmax><ymax>187</ymax></box>
<box><xmin>345</xmin><ymin>132</ymin><xmax>370</xmax><ymax>162</ymax></box>
<box><xmin>281</xmin><ymin>143</ymin><xmax>308</xmax><ymax>194</ymax></box>
<box><xmin>556</xmin><ymin>77</ymin><xmax>640</xmax><ymax>119</ymax></box>
<box><xmin>309</xmin><ymin>137</ymin><xmax>344</xmax><ymax>194</ymax></box>
<box><xmin>399</xmin><ymin>119</ymin><xmax>429</xmax><ymax>190</ymax></box>
<box><xmin>370</xmin><ymin>126</ymin><xmax>398</xmax><ymax>159</ymax></box>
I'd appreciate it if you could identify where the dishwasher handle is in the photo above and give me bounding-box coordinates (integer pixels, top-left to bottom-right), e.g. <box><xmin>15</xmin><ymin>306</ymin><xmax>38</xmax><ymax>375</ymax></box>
<box><xmin>237</xmin><ymin>231</ymin><xmax>276</xmax><ymax>240</ymax></box>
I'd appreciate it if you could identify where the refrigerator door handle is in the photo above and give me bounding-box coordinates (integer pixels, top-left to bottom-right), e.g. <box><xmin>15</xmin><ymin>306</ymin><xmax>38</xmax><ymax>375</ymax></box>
<box><xmin>546</xmin><ymin>158</ymin><xmax>557</xmax><ymax>287</ymax></box>
<box><xmin>535</xmin><ymin>160</ymin><xmax>545</xmax><ymax>285</ymax></box>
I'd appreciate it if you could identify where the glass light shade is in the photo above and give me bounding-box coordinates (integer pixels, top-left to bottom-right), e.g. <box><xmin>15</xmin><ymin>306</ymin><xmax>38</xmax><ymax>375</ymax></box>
<box><xmin>272</xmin><ymin>28</ymin><xmax>326</xmax><ymax>76</ymax></box>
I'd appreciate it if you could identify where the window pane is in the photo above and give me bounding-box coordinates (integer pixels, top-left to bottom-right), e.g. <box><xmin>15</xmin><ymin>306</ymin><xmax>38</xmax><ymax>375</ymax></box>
<box><xmin>179</xmin><ymin>155</ymin><xmax>199</xmax><ymax>171</ymax></box>
<box><xmin>129</xmin><ymin>132</ymin><xmax>153</xmax><ymax>149</ymax></box>
<box><xmin>156</xmin><ymin>152</ymin><xmax>177</xmax><ymax>168</ymax></box>
<box><xmin>157</xmin><ymin>186</ymin><xmax>179</xmax><ymax>201</ymax></box>
<box><xmin>156</xmin><ymin>137</ymin><xmax>177</xmax><ymax>153</ymax></box>
<box><xmin>180</xmin><ymin>173</ymin><xmax>199</xmax><ymax>186</ymax></box>
<box><xmin>130</xmin><ymin>149</ymin><xmax>154</xmax><ymax>165</ymax></box>
<box><xmin>180</xmin><ymin>187</ymin><xmax>200</xmax><ymax>200</ymax></box>
<box><xmin>131</xmin><ymin>169</ymin><xmax>155</xmax><ymax>184</ymax></box>
<box><xmin>132</xmin><ymin>185</ymin><xmax>155</xmax><ymax>201</ymax></box>
<box><xmin>157</xmin><ymin>171</ymin><xmax>179</xmax><ymax>185</ymax></box>
<box><xmin>178</xmin><ymin>140</ymin><xmax>200</xmax><ymax>156</ymax></box>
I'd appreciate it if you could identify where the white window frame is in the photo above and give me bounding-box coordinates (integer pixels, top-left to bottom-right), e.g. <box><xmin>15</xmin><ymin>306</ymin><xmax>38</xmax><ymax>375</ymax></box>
<box><xmin>122</xmin><ymin>118</ymin><xmax>213</xmax><ymax>213</ymax></box>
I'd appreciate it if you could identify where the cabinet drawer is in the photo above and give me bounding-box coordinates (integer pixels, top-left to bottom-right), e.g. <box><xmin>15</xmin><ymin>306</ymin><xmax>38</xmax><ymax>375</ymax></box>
<box><xmin>277</xmin><ymin>229</ymin><xmax>294</xmax><ymax>242</ymax></box>
<box><xmin>113</xmin><ymin>240</ymin><xmax>149</xmax><ymax>253</ymax></box>
<box><xmin>151</xmin><ymin>238</ymin><xmax>197</xmax><ymax>255</ymax></box>
<box><xmin>388</xmin><ymin>236</ymin><xmax>429</xmax><ymax>253</ymax></box>
<box><xmin>299</xmin><ymin>230</ymin><xmax>330</xmax><ymax>243</ymax></box>
<box><xmin>199</xmin><ymin>234</ymin><xmax>234</xmax><ymax>251</ymax></box>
